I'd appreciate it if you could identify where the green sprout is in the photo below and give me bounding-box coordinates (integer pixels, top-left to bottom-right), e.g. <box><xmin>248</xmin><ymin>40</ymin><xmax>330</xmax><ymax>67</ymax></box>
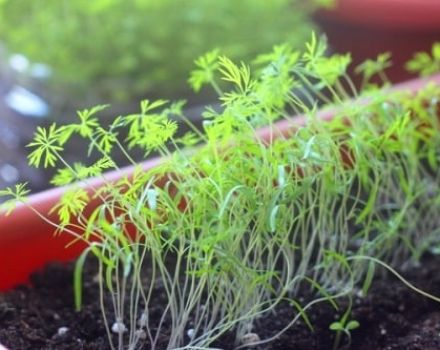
<box><xmin>329</xmin><ymin>297</ymin><xmax>359</xmax><ymax>350</ymax></box>
<box><xmin>406</xmin><ymin>42</ymin><xmax>440</xmax><ymax>77</ymax></box>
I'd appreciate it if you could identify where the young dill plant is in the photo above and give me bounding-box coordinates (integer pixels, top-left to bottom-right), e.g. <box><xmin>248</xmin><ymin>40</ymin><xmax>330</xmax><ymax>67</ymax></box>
<box><xmin>1</xmin><ymin>36</ymin><xmax>440</xmax><ymax>350</ymax></box>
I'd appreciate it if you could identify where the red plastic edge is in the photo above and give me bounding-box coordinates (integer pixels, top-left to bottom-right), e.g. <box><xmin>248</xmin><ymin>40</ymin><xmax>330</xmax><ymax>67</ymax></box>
<box><xmin>0</xmin><ymin>74</ymin><xmax>440</xmax><ymax>350</ymax></box>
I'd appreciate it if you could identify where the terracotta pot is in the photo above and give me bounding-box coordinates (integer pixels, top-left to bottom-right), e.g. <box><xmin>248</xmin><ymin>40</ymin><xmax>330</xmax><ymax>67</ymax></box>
<box><xmin>1</xmin><ymin>73</ymin><xmax>439</xmax><ymax>350</ymax></box>
<box><xmin>314</xmin><ymin>0</ymin><xmax>440</xmax><ymax>84</ymax></box>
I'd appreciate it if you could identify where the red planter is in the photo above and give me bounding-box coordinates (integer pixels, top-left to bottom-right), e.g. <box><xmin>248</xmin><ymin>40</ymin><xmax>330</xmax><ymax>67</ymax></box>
<box><xmin>315</xmin><ymin>0</ymin><xmax>440</xmax><ymax>84</ymax></box>
<box><xmin>1</xmin><ymin>74</ymin><xmax>440</xmax><ymax>349</ymax></box>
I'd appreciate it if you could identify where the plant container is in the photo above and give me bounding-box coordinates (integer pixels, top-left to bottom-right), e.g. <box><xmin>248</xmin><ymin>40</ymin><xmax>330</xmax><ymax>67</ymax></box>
<box><xmin>314</xmin><ymin>0</ymin><xmax>440</xmax><ymax>84</ymax></box>
<box><xmin>1</xmin><ymin>74</ymin><xmax>440</xmax><ymax>350</ymax></box>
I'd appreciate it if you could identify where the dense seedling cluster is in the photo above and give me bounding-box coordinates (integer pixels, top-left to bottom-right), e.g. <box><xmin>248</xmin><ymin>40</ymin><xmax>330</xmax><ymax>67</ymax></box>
<box><xmin>2</xmin><ymin>36</ymin><xmax>440</xmax><ymax>349</ymax></box>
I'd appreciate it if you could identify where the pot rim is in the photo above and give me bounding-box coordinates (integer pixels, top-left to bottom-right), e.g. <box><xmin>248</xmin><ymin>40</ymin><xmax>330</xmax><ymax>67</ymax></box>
<box><xmin>0</xmin><ymin>75</ymin><xmax>438</xmax><ymax>279</ymax></box>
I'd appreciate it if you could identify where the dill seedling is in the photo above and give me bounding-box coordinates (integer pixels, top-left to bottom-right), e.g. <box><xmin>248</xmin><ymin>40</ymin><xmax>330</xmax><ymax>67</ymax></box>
<box><xmin>2</xmin><ymin>37</ymin><xmax>440</xmax><ymax>350</ymax></box>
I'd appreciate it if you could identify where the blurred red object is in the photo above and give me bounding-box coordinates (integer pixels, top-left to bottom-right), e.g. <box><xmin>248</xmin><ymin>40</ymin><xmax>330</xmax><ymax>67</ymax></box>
<box><xmin>315</xmin><ymin>0</ymin><xmax>440</xmax><ymax>83</ymax></box>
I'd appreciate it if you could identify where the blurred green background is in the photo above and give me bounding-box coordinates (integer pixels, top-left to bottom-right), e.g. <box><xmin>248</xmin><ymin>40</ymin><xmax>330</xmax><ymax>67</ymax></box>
<box><xmin>0</xmin><ymin>0</ymin><xmax>324</xmax><ymax>108</ymax></box>
<box><xmin>0</xmin><ymin>0</ymin><xmax>326</xmax><ymax>193</ymax></box>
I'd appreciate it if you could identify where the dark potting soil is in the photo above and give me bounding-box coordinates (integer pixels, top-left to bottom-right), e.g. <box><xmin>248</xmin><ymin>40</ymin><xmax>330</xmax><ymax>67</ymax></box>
<box><xmin>1</xmin><ymin>256</ymin><xmax>440</xmax><ymax>350</ymax></box>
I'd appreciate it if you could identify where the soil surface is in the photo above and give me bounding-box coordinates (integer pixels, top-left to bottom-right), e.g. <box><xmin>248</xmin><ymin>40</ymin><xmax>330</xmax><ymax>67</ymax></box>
<box><xmin>1</xmin><ymin>256</ymin><xmax>440</xmax><ymax>350</ymax></box>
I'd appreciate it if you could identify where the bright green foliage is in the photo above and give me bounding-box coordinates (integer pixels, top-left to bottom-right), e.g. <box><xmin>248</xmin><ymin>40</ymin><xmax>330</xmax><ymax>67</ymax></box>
<box><xmin>0</xmin><ymin>183</ymin><xmax>30</xmax><ymax>215</ymax></box>
<box><xmin>310</xmin><ymin>53</ymin><xmax>352</xmax><ymax>85</ymax></box>
<box><xmin>2</xmin><ymin>39</ymin><xmax>440</xmax><ymax>350</ymax></box>
<box><xmin>0</xmin><ymin>0</ymin><xmax>324</xmax><ymax>103</ymax></box>
<box><xmin>124</xmin><ymin>99</ymin><xmax>178</xmax><ymax>154</ymax></box>
<box><xmin>50</xmin><ymin>188</ymin><xmax>89</xmax><ymax>226</ymax></box>
<box><xmin>51</xmin><ymin>158</ymin><xmax>114</xmax><ymax>187</ymax></box>
<box><xmin>406</xmin><ymin>42</ymin><xmax>440</xmax><ymax>77</ymax></box>
<box><xmin>27</xmin><ymin>124</ymin><xmax>64</xmax><ymax>168</ymax></box>
<box><xmin>218</xmin><ymin>56</ymin><xmax>253</xmax><ymax>94</ymax></box>
<box><xmin>355</xmin><ymin>52</ymin><xmax>392</xmax><ymax>87</ymax></box>
<box><xmin>63</xmin><ymin>105</ymin><xmax>108</xmax><ymax>141</ymax></box>
<box><xmin>254</xmin><ymin>44</ymin><xmax>301</xmax><ymax>110</ymax></box>
<box><xmin>188</xmin><ymin>49</ymin><xmax>220</xmax><ymax>93</ymax></box>
<box><xmin>303</xmin><ymin>33</ymin><xmax>352</xmax><ymax>85</ymax></box>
